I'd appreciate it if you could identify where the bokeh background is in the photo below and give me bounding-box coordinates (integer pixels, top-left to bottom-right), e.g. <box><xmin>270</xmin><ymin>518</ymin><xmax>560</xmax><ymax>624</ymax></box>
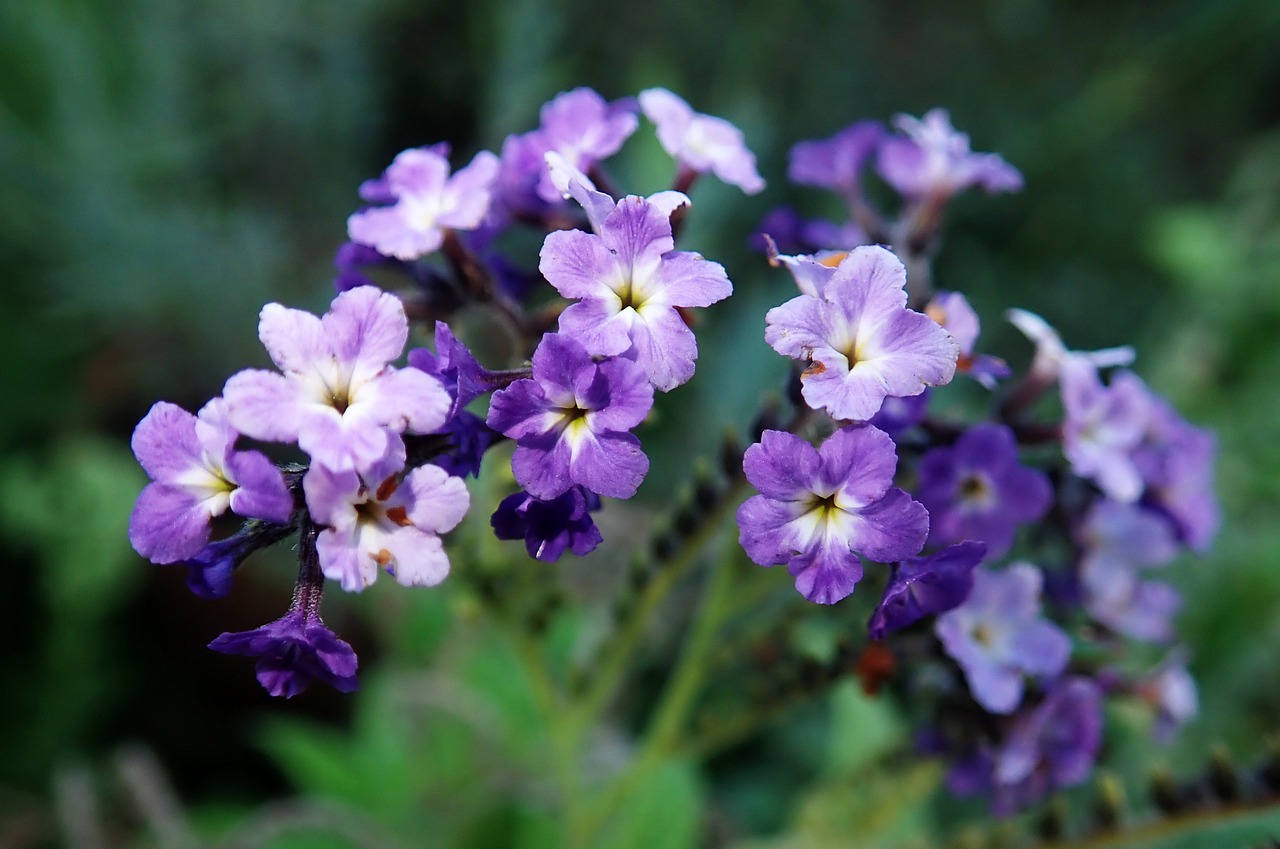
<box><xmin>2</xmin><ymin>0</ymin><xmax>1279</xmax><ymax>846</ymax></box>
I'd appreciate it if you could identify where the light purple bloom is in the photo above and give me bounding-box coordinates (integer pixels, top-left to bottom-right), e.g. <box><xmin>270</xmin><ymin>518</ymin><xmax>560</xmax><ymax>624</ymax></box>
<box><xmin>876</xmin><ymin>108</ymin><xmax>1023</xmax><ymax>201</ymax></box>
<box><xmin>222</xmin><ymin>287</ymin><xmax>452</xmax><ymax>475</ymax></box>
<box><xmin>936</xmin><ymin>563</ymin><xmax>1072</xmax><ymax>714</ymax></box>
<box><xmin>763</xmin><ymin>239</ymin><xmax>841</xmax><ymax>298</ymax></box>
<box><xmin>209</xmin><ymin>607</ymin><xmax>359</xmax><ymax>698</ymax></box>
<box><xmin>1061</xmin><ymin>359</ymin><xmax>1152</xmax><ymax>503</ymax></box>
<box><xmin>917</xmin><ymin>424</ymin><xmax>1052</xmax><ymax>558</ymax></box>
<box><xmin>1077</xmin><ymin>499</ymin><xmax>1179</xmax><ymax>574</ymax></box>
<box><xmin>304</xmin><ymin>444</ymin><xmax>470</xmax><ymax>592</ymax></box>
<box><xmin>737</xmin><ymin>426</ymin><xmax>929</xmax><ymax>605</ymax></box>
<box><xmin>540</xmin><ymin>183</ymin><xmax>732</xmax><ymax>391</ymax></box>
<box><xmin>1134</xmin><ymin>395</ymin><xmax>1220</xmax><ymax>552</ymax></box>
<box><xmin>129</xmin><ymin>399</ymin><xmax>293</xmax><ymax>564</ymax></box>
<box><xmin>486</xmin><ymin>334</ymin><xmax>653</xmax><ymax>500</ymax></box>
<box><xmin>347</xmin><ymin>146</ymin><xmax>499</xmax><ymax>261</ymax></box>
<box><xmin>1080</xmin><ymin>557</ymin><xmax>1181</xmax><ymax>642</ymax></box>
<box><xmin>868</xmin><ymin>541</ymin><xmax>987</xmax><ymax>639</ymax></box>
<box><xmin>639</xmin><ymin>88</ymin><xmax>764</xmax><ymax>194</ymax></box>
<box><xmin>765</xmin><ymin>245</ymin><xmax>959</xmax><ymax>420</ymax></box>
<box><xmin>788</xmin><ymin>120</ymin><xmax>885</xmax><ymax>200</ymax></box>
<box><xmin>491</xmin><ymin>486</ymin><xmax>603</xmax><ymax>562</ymax></box>
<box><xmin>950</xmin><ymin>678</ymin><xmax>1103</xmax><ymax>815</ymax></box>
<box><xmin>924</xmin><ymin>291</ymin><xmax>1009</xmax><ymax>388</ymax></box>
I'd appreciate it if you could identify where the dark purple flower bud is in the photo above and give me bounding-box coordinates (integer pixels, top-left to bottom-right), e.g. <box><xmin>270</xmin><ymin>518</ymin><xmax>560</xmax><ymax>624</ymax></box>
<box><xmin>178</xmin><ymin>518</ymin><xmax>297</xmax><ymax>599</ymax></box>
<box><xmin>491</xmin><ymin>486</ymin><xmax>603</xmax><ymax>562</ymax></box>
<box><xmin>868</xmin><ymin>541</ymin><xmax>987</xmax><ymax>639</ymax></box>
<box><xmin>209</xmin><ymin>608</ymin><xmax>359</xmax><ymax>698</ymax></box>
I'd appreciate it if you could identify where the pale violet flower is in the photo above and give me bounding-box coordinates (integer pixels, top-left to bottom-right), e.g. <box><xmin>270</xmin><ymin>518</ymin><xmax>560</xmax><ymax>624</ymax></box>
<box><xmin>639</xmin><ymin>87</ymin><xmax>764</xmax><ymax>194</ymax></box>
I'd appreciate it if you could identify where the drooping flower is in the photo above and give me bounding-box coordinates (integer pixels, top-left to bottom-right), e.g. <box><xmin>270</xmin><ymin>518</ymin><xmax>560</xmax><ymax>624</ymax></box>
<box><xmin>129</xmin><ymin>399</ymin><xmax>293</xmax><ymax>564</ymax></box>
<box><xmin>737</xmin><ymin>426</ymin><xmax>929</xmax><ymax>605</ymax></box>
<box><xmin>868</xmin><ymin>541</ymin><xmax>987</xmax><ymax>639</ymax></box>
<box><xmin>539</xmin><ymin>178</ymin><xmax>733</xmax><ymax>391</ymax></box>
<box><xmin>916</xmin><ymin>423</ymin><xmax>1053</xmax><ymax>558</ymax></box>
<box><xmin>304</xmin><ymin>443</ymin><xmax>470</xmax><ymax>592</ymax></box>
<box><xmin>765</xmin><ymin>245</ymin><xmax>959</xmax><ymax>421</ymax></box>
<box><xmin>788</xmin><ymin>120</ymin><xmax>885</xmax><ymax>201</ymax></box>
<box><xmin>936</xmin><ymin>563</ymin><xmax>1072</xmax><ymax>714</ymax></box>
<box><xmin>222</xmin><ymin>286</ymin><xmax>452</xmax><ymax>475</ymax></box>
<box><xmin>638</xmin><ymin>87</ymin><xmax>764</xmax><ymax>194</ymax></box>
<box><xmin>347</xmin><ymin>146</ymin><xmax>499</xmax><ymax>261</ymax></box>
<box><xmin>209</xmin><ymin>607</ymin><xmax>359</xmax><ymax>698</ymax></box>
<box><xmin>486</xmin><ymin>333</ymin><xmax>653</xmax><ymax>500</ymax></box>
<box><xmin>491</xmin><ymin>485</ymin><xmax>603</xmax><ymax>562</ymax></box>
<box><xmin>876</xmin><ymin>108</ymin><xmax>1023</xmax><ymax>201</ymax></box>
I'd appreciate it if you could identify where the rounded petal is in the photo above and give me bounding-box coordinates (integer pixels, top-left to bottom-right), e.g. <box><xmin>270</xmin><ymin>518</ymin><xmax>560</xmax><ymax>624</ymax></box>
<box><xmin>387</xmin><ymin>529</ymin><xmax>452</xmax><ymax>587</ymax></box>
<box><xmin>557</xmin><ymin>298</ymin><xmax>633</xmax><ymax>357</ymax></box>
<box><xmin>569</xmin><ymin>431</ymin><xmax>648</xmax><ymax>499</ymax></box>
<box><xmin>404</xmin><ymin>464</ymin><xmax>471</xmax><ymax>534</ymax></box>
<box><xmin>736</xmin><ymin>495</ymin><xmax>799</xmax><ymax>567</ymax></box>
<box><xmin>348</xmin><ymin>206</ymin><xmax>443</xmax><ymax>261</ymax></box>
<box><xmin>225</xmin><ymin>450</ymin><xmax>294</xmax><ymax>522</ymax></box>
<box><xmin>820</xmin><ymin>425</ymin><xmax>898</xmax><ymax>506</ymax></box>
<box><xmin>788</xmin><ymin>536</ymin><xmax>863</xmax><ymax>604</ymax></box>
<box><xmin>540</xmin><ymin>228</ymin><xmax>621</xmax><ymax>301</ymax></box>
<box><xmin>742</xmin><ymin>430</ymin><xmax>820</xmax><ymax>500</ymax></box>
<box><xmin>131</xmin><ymin>402</ymin><xmax>203</xmax><ymax>483</ymax></box>
<box><xmin>258</xmin><ymin>302</ymin><xmax>328</xmax><ymax>375</ymax></box>
<box><xmin>651</xmin><ymin>251</ymin><xmax>733</xmax><ymax>309</ymax></box>
<box><xmin>323</xmin><ymin>287</ymin><xmax>409</xmax><ymax>381</ymax></box>
<box><xmin>843</xmin><ymin>487</ymin><xmax>929</xmax><ymax>562</ymax></box>
<box><xmin>129</xmin><ymin>482</ymin><xmax>215</xmax><ymax>563</ymax></box>
<box><xmin>355</xmin><ymin>367</ymin><xmax>451</xmax><ymax>435</ymax></box>
<box><xmin>625</xmin><ymin>306</ymin><xmax>699</xmax><ymax>391</ymax></box>
<box><xmin>222</xmin><ymin>369</ymin><xmax>307</xmax><ymax>444</ymax></box>
<box><xmin>316</xmin><ymin>526</ymin><xmax>377</xmax><ymax>592</ymax></box>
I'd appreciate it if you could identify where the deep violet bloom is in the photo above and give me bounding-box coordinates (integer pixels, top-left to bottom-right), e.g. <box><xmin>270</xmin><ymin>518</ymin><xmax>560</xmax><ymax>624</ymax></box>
<box><xmin>487</xmin><ymin>334</ymin><xmax>653</xmax><ymax>500</ymax></box>
<box><xmin>129</xmin><ymin>399</ymin><xmax>293</xmax><ymax>564</ymax></box>
<box><xmin>936</xmin><ymin>563</ymin><xmax>1072</xmax><ymax>714</ymax></box>
<box><xmin>917</xmin><ymin>423</ymin><xmax>1052</xmax><ymax>558</ymax></box>
<box><xmin>638</xmin><ymin>88</ymin><xmax>764</xmax><ymax>194</ymax></box>
<box><xmin>178</xmin><ymin>518</ymin><xmax>298</xmax><ymax>599</ymax></box>
<box><xmin>408</xmin><ymin>321</ymin><xmax>504</xmax><ymax>418</ymax></box>
<box><xmin>876</xmin><ymin>108</ymin><xmax>1023</xmax><ymax>201</ymax></box>
<box><xmin>222</xmin><ymin>287</ymin><xmax>451</xmax><ymax>475</ymax></box>
<box><xmin>788</xmin><ymin>120</ymin><xmax>885</xmax><ymax>200</ymax></box>
<box><xmin>765</xmin><ymin>245</ymin><xmax>959</xmax><ymax>421</ymax></box>
<box><xmin>304</xmin><ymin>444</ymin><xmax>470</xmax><ymax>592</ymax></box>
<box><xmin>209</xmin><ymin>607</ymin><xmax>359</xmax><ymax>698</ymax></box>
<box><xmin>539</xmin><ymin>169</ymin><xmax>733</xmax><ymax>391</ymax></box>
<box><xmin>949</xmin><ymin>678</ymin><xmax>1103</xmax><ymax>815</ymax></box>
<box><xmin>924</xmin><ymin>291</ymin><xmax>1009</xmax><ymax>388</ymax></box>
<box><xmin>868</xmin><ymin>541</ymin><xmax>987</xmax><ymax>639</ymax></box>
<box><xmin>1060</xmin><ymin>359</ymin><xmax>1152</xmax><ymax>503</ymax></box>
<box><xmin>737</xmin><ymin>426</ymin><xmax>929</xmax><ymax>605</ymax></box>
<box><xmin>491</xmin><ymin>486</ymin><xmax>603</xmax><ymax>562</ymax></box>
<box><xmin>347</xmin><ymin>146</ymin><xmax>499</xmax><ymax>261</ymax></box>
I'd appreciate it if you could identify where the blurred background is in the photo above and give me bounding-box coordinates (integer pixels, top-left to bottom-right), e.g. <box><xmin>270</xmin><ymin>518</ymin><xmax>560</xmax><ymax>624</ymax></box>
<box><xmin>2</xmin><ymin>0</ymin><xmax>1279</xmax><ymax>846</ymax></box>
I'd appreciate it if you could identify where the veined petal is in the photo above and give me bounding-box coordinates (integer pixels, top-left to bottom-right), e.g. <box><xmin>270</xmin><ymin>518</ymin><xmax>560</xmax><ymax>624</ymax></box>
<box><xmin>651</xmin><ymin>251</ymin><xmax>732</xmax><ymax>309</ymax></box>
<box><xmin>258</xmin><ymin>302</ymin><xmax>329</xmax><ymax>375</ymax></box>
<box><xmin>222</xmin><ymin>369</ymin><xmax>307</xmax><ymax>443</ymax></box>
<box><xmin>130</xmin><ymin>482</ymin><xmax>216</xmax><ymax>563</ymax></box>
<box><xmin>131</xmin><ymin>402</ymin><xmax>205</xmax><ymax>483</ymax></box>
<box><xmin>540</xmin><ymin>228</ymin><xmax>623</xmax><ymax>301</ymax></box>
<box><xmin>403</xmin><ymin>464</ymin><xmax>471</xmax><ymax>534</ymax></box>
<box><xmin>843</xmin><ymin>487</ymin><xmax>928</xmax><ymax>562</ymax></box>
<box><xmin>322</xmin><ymin>286</ymin><xmax>409</xmax><ymax>385</ymax></box>
<box><xmin>625</xmin><ymin>306</ymin><xmax>698</xmax><ymax>392</ymax></box>
<box><xmin>569</xmin><ymin>430</ymin><xmax>648</xmax><ymax>498</ymax></box>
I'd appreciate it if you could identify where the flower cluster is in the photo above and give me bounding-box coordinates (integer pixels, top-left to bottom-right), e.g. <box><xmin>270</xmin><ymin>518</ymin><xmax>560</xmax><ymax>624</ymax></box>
<box><xmin>129</xmin><ymin>86</ymin><xmax>751</xmax><ymax>696</ymax></box>
<box><xmin>735</xmin><ymin>108</ymin><xmax>1219</xmax><ymax>813</ymax></box>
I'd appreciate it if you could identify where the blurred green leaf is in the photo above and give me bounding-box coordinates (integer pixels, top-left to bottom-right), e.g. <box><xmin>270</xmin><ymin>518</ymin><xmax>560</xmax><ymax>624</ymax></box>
<box><xmin>600</xmin><ymin>758</ymin><xmax>703</xmax><ymax>849</ymax></box>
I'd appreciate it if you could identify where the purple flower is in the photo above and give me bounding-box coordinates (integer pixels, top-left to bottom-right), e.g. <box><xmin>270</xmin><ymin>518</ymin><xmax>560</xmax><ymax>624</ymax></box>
<box><xmin>1080</xmin><ymin>558</ymin><xmax>1181</xmax><ymax>642</ymax></box>
<box><xmin>638</xmin><ymin>88</ymin><xmax>764</xmax><ymax>194</ymax></box>
<box><xmin>1061</xmin><ymin>359</ymin><xmax>1151</xmax><ymax>503</ymax></box>
<box><xmin>763</xmin><ymin>240</ymin><xmax>840</xmax><ymax>298</ymax></box>
<box><xmin>868</xmin><ymin>391</ymin><xmax>930</xmax><ymax>436</ymax></box>
<box><xmin>924</xmin><ymin>291</ymin><xmax>1009</xmax><ymax>388</ymax></box>
<box><xmin>539</xmin><ymin>184</ymin><xmax>732</xmax><ymax>391</ymax></box>
<box><xmin>868</xmin><ymin>541</ymin><xmax>987</xmax><ymax>639</ymax></box>
<box><xmin>209</xmin><ymin>607</ymin><xmax>359</xmax><ymax>698</ymax></box>
<box><xmin>1134</xmin><ymin>395</ymin><xmax>1220</xmax><ymax>552</ymax></box>
<box><xmin>876</xmin><ymin>108</ymin><xmax>1023</xmax><ymax>201</ymax></box>
<box><xmin>347</xmin><ymin>146</ymin><xmax>499</xmax><ymax>261</ymax></box>
<box><xmin>129</xmin><ymin>399</ymin><xmax>293</xmax><ymax>564</ymax></box>
<box><xmin>737</xmin><ymin>426</ymin><xmax>929</xmax><ymax>605</ymax></box>
<box><xmin>788</xmin><ymin>120</ymin><xmax>885</xmax><ymax>200</ymax></box>
<box><xmin>950</xmin><ymin>678</ymin><xmax>1103</xmax><ymax>815</ymax></box>
<box><xmin>491</xmin><ymin>486</ymin><xmax>603</xmax><ymax>562</ymax></box>
<box><xmin>765</xmin><ymin>246</ymin><xmax>959</xmax><ymax>420</ymax></box>
<box><xmin>487</xmin><ymin>334</ymin><xmax>653</xmax><ymax>500</ymax></box>
<box><xmin>304</xmin><ymin>445</ymin><xmax>470</xmax><ymax>592</ymax></box>
<box><xmin>936</xmin><ymin>563</ymin><xmax>1072</xmax><ymax>714</ymax></box>
<box><xmin>408</xmin><ymin>321</ymin><xmax>502</xmax><ymax>418</ymax></box>
<box><xmin>917</xmin><ymin>424</ymin><xmax>1053</xmax><ymax>558</ymax></box>
<box><xmin>222</xmin><ymin>287</ymin><xmax>452</xmax><ymax>475</ymax></box>
<box><xmin>177</xmin><ymin>518</ymin><xmax>297</xmax><ymax>599</ymax></box>
<box><xmin>1136</xmin><ymin>651</ymin><xmax>1198</xmax><ymax>742</ymax></box>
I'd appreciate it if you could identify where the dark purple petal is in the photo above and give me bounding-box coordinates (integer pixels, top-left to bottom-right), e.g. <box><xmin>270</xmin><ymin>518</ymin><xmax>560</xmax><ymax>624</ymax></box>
<box><xmin>210</xmin><ymin>609</ymin><xmax>359</xmax><ymax>698</ymax></box>
<box><xmin>868</xmin><ymin>541</ymin><xmax>986</xmax><ymax>639</ymax></box>
<box><xmin>491</xmin><ymin>486</ymin><xmax>603</xmax><ymax>562</ymax></box>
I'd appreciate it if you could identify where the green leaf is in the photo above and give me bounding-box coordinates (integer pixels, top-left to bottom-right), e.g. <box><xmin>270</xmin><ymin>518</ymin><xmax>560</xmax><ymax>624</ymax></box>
<box><xmin>599</xmin><ymin>758</ymin><xmax>704</xmax><ymax>849</ymax></box>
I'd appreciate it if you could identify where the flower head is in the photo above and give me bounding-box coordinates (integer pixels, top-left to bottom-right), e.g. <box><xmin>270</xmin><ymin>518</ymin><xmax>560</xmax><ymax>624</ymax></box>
<box><xmin>639</xmin><ymin>88</ymin><xmax>764</xmax><ymax>194</ymax></box>
<box><xmin>222</xmin><ymin>287</ymin><xmax>451</xmax><ymax>475</ymax></box>
<box><xmin>347</xmin><ymin>147</ymin><xmax>499</xmax><ymax>261</ymax></box>
<box><xmin>491</xmin><ymin>486</ymin><xmax>603</xmax><ymax>562</ymax></box>
<box><xmin>936</xmin><ymin>563</ymin><xmax>1072</xmax><ymax>714</ymax></box>
<box><xmin>765</xmin><ymin>246</ymin><xmax>958</xmax><ymax>420</ymax></box>
<box><xmin>737</xmin><ymin>426</ymin><xmax>929</xmax><ymax>605</ymax></box>
<box><xmin>209</xmin><ymin>607</ymin><xmax>359</xmax><ymax>698</ymax></box>
<box><xmin>486</xmin><ymin>334</ymin><xmax>653</xmax><ymax>500</ymax></box>
<box><xmin>876</xmin><ymin>108</ymin><xmax>1023</xmax><ymax>201</ymax></box>
<box><xmin>129</xmin><ymin>399</ymin><xmax>293</xmax><ymax>564</ymax></box>
<box><xmin>788</xmin><ymin>120</ymin><xmax>885</xmax><ymax>200</ymax></box>
<box><xmin>1060</xmin><ymin>359</ymin><xmax>1151</xmax><ymax>503</ymax></box>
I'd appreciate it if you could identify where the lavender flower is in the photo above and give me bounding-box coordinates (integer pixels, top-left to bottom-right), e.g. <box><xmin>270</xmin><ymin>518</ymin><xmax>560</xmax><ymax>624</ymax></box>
<box><xmin>129</xmin><ymin>399</ymin><xmax>293</xmax><ymax>564</ymax></box>
<box><xmin>1134</xmin><ymin>394</ymin><xmax>1220</xmax><ymax>551</ymax></box>
<box><xmin>737</xmin><ymin>426</ymin><xmax>929</xmax><ymax>605</ymax></box>
<box><xmin>765</xmin><ymin>245</ymin><xmax>959</xmax><ymax>420</ymax></box>
<box><xmin>209</xmin><ymin>607</ymin><xmax>358</xmax><ymax>698</ymax></box>
<box><xmin>916</xmin><ymin>424</ymin><xmax>1052</xmax><ymax>558</ymax></box>
<box><xmin>868</xmin><ymin>541</ymin><xmax>987</xmax><ymax>639</ymax></box>
<box><xmin>638</xmin><ymin>88</ymin><xmax>764</xmax><ymax>194</ymax></box>
<box><xmin>1061</xmin><ymin>359</ymin><xmax>1151</xmax><ymax>503</ymax></box>
<box><xmin>347</xmin><ymin>146</ymin><xmax>499</xmax><ymax>261</ymax></box>
<box><xmin>491</xmin><ymin>486</ymin><xmax>603</xmax><ymax>562</ymax></box>
<box><xmin>486</xmin><ymin>334</ymin><xmax>653</xmax><ymax>500</ymax></box>
<box><xmin>222</xmin><ymin>287</ymin><xmax>451</xmax><ymax>475</ymax></box>
<box><xmin>788</xmin><ymin>120</ymin><xmax>885</xmax><ymax>201</ymax></box>
<box><xmin>876</xmin><ymin>108</ymin><xmax>1023</xmax><ymax>201</ymax></box>
<box><xmin>936</xmin><ymin>563</ymin><xmax>1072</xmax><ymax>714</ymax></box>
<box><xmin>304</xmin><ymin>444</ymin><xmax>470</xmax><ymax>592</ymax></box>
<box><xmin>539</xmin><ymin>179</ymin><xmax>732</xmax><ymax>391</ymax></box>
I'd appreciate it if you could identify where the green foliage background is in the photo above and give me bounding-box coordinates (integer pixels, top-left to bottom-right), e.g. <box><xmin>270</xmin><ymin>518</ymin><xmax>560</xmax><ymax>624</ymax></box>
<box><xmin>1</xmin><ymin>0</ymin><xmax>1278</xmax><ymax>846</ymax></box>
